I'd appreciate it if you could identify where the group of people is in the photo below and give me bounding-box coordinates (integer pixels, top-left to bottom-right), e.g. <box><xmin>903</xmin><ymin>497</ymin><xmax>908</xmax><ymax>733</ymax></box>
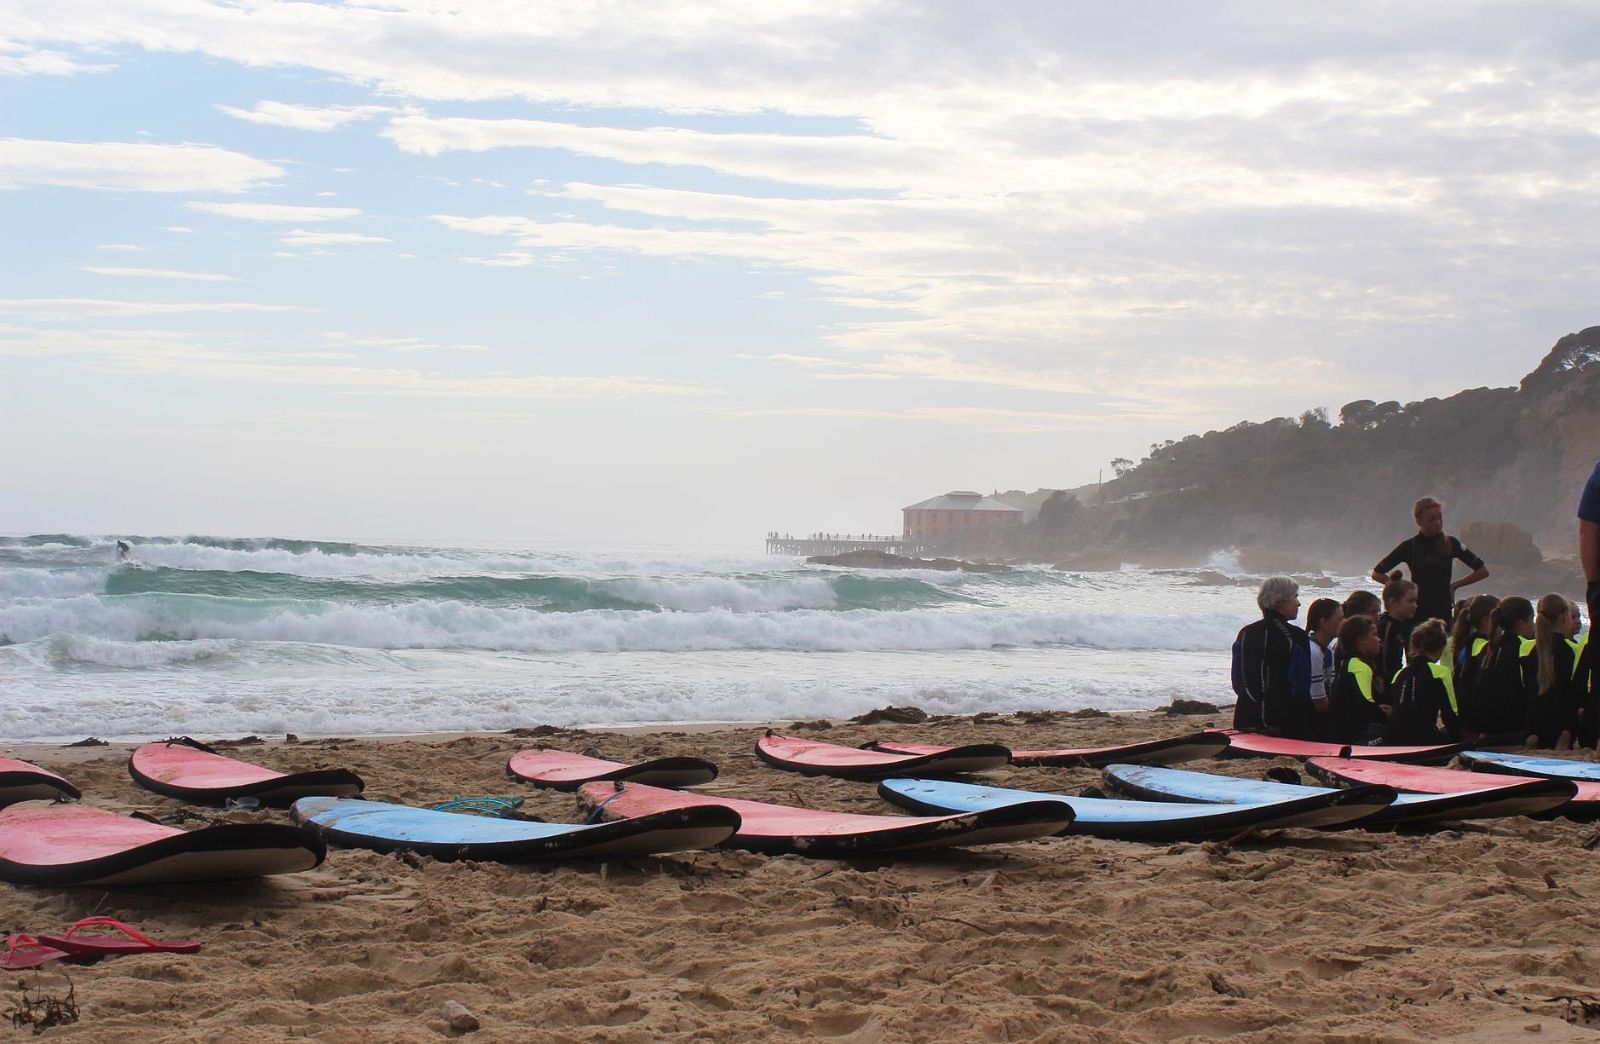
<box><xmin>1232</xmin><ymin>496</ymin><xmax>1595</xmax><ymax>750</ymax></box>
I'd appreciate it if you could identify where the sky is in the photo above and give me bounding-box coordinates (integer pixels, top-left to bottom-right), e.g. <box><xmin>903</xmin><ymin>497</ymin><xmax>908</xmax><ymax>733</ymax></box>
<box><xmin>3</xmin><ymin>1</ymin><xmax>1598</xmax><ymax>546</ymax></box>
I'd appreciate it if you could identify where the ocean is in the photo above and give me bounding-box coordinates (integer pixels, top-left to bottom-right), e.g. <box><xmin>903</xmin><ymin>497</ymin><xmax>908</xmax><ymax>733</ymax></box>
<box><xmin>0</xmin><ymin>535</ymin><xmax>1331</xmax><ymax>743</ymax></box>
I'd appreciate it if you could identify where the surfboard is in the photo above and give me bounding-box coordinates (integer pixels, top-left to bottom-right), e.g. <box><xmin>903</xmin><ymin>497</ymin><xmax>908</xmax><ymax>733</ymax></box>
<box><xmin>1458</xmin><ymin>749</ymin><xmax>1600</xmax><ymax>783</ymax></box>
<box><xmin>0</xmin><ymin>802</ymin><xmax>325</xmax><ymax>886</ymax></box>
<box><xmin>1304</xmin><ymin>756</ymin><xmax>1590</xmax><ymax>815</ymax></box>
<box><xmin>129</xmin><ymin>739</ymin><xmax>365</xmax><ymax>806</ymax></box>
<box><xmin>871</xmin><ymin>731</ymin><xmax>1231</xmax><ymax>767</ymax></box>
<box><xmin>755</xmin><ymin>733</ymin><xmax>1010</xmax><ymax>780</ymax></box>
<box><xmin>1219</xmin><ymin>731</ymin><xmax>1462</xmax><ymax>764</ymax></box>
<box><xmin>291</xmin><ymin>797</ymin><xmax>739</xmax><ymax>861</ymax></box>
<box><xmin>1103</xmin><ymin>762</ymin><xmax>1570</xmax><ymax>823</ymax></box>
<box><xmin>876</xmin><ymin>777</ymin><xmax>1391</xmax><ymax>840</ymax></box>
<box><xmin>506</xmin><ymin>750</ymin><xmax>718</xmax><ymax>790</ymax></box>
<box><xmin>0</xmin><ymin>758</ymin><xmax>81</xmax><ymax>807</ymax></box>
<box><xmin>577</xmin><ymin>781</ymin><xmax>1072</xmax><ymax>856</ymax></box>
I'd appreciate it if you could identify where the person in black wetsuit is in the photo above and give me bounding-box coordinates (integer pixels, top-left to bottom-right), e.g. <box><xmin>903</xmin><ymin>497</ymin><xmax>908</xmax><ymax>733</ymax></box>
<box><xmin>1376</xmin><ymin>578</ymin><xmax>1418</xmax><ymax>684</ymax></box>
<box><xmin>1384</xmin><ymin>619</ymin><xmax>1462</xmax><ymax>744</ymax></box>
<box><xmin>1327</xmin><ymin>613</ymin><xmax>1389</xmax><ymax>744</ymax></box>
<box><xmin>1230</xmin><ymin>575</ymin><xmax>1312</xmax><ymax>736</ymax></box>
<box><xmin>1526</xmin><ymin>593</ymin><xmax>1582</xmax><ymax>749</ymax></box>
<box><xmin>1370</xmin><ymin>497</ymin><xmax>1488</xmax><ymax>626</ymax></box>
<box><xmin>1470</xmin><ymin>596</ymin><xmax>1535</xmax><ymax>744</ymax></box>
<box><xmin>1449</xmin><ymin>594</ymin><xmax>1498</xmax><ymax>736</ymax></box>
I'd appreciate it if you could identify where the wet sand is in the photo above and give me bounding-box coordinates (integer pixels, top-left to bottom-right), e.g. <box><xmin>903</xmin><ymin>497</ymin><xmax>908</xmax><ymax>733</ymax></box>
<box><xmin>5</xmin><ymin>709</ymin><xmax>1600</xmax><ymax>1042</ymax></box>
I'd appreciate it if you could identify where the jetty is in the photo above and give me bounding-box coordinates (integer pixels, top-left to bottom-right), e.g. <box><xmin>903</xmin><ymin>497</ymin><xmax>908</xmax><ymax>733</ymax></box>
<box><xmin>764</xmin><ymin>532</ymin><xmax>915</xmax><ymax>556</ymax></box>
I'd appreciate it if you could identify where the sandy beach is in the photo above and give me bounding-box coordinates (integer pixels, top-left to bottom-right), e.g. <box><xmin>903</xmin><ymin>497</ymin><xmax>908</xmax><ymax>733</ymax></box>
<box><xmin>6</xmin><ymin>709</ymin><xmax>1600</xmax><ymax>1042</ymax></box>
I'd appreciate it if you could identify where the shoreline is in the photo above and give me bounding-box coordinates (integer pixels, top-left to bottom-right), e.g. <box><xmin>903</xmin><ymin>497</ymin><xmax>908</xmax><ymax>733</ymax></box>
<box><xmin>5</xmin><ymin>708</ymin><xmax>1600</xmax><ymax>1040</ymax></box>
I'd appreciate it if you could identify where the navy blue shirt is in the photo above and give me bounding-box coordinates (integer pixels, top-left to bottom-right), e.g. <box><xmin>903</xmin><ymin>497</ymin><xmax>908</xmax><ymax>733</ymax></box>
<box><xmin>1579</xmin><ymin>461</ymin><xmax>1600</xmax><ymax>523</ymax></box>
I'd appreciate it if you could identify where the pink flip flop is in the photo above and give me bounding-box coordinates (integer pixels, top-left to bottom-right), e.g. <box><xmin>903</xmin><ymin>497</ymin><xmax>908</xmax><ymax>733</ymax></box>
<box><xmin>1</xmin><ymin>934</ymin><xmax>69</xmax><ymax>971</ymax></box>
<box><xmin>36</xmin><ymin>917</ymin><xmax>201</xmax><ymax>958</ymax></box>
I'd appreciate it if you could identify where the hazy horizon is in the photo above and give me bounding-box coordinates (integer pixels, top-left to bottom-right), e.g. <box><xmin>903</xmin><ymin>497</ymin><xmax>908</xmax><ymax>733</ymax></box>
<box><xmin>5</xmin><ymin>2</ymin><xmax>1598</xmax><ymax>544</ymax></box>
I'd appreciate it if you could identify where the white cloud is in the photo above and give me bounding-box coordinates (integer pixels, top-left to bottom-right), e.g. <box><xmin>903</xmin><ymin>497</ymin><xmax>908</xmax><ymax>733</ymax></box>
<box><xmin>215</xmin><ymin>100</ymin><xmax>390</xmax><ymax>131</ymax></box>
<box><xmin>186</xmin><ymin>201</ymin><xmax>362</xmax><ymax>222</ymax></box>
<box><xmin>95</xmin><ymin>243</ymin><xmax>145</xmax><ymax>252</ymax></box>
<box><xmin>0</xmin><ymin>39</ymin><xmax>113</xmax><ymax>77</ymax></box>
<box><xmin>281</xmin><ymin>229</ymin><xmax>391</xmax><ymax>246</ymax></box>
<box><xmin>81</xmin><ymin>266</ymin><xmax>238</xmax><ymax>282</ymax></box>
<box><xmin>163</xmin><ymin>225</ymin><xmax>193</xmax><ymax>233</ymax></box>
<box><xmin>0</xmin><ymin>298</ymin><xmax>312</xmax><ymax>321</ymax></box>
<box><xmin>0</xmin><ymin>325</ymin><xmax>717</xmax><ymax>401</ymax></box>
<box><xmin>0</xmin><ymin>138</ymin><xmax>282</xmax><ymax>192</ymax></box>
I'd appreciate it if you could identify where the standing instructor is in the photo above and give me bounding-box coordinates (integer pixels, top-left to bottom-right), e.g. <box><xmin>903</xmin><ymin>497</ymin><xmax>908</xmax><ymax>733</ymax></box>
<box><xmin>1370</xmin><ymin>497</ymin><xmax>1489</xmax><ymax>625</ymax></box>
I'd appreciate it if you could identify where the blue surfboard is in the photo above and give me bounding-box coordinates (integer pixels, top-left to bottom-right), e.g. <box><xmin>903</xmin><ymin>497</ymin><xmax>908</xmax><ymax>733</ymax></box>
<box><xmin>291</xmin><ymin>797</ymin><xmax>739</xmax><ymax>861</ymax></box>
<box><xmin>1102</xmin><ymin>763</ymin><xmax>1572</xmax><ymax>823</ymax></box>
<box><xmin>1459</xmin><ymin>750</ymin><xmax>1600</xmax><ymax>782</ymax></box>
<box><xmin>876</xmin><ymin>777</ymin><xmax>1390</xmax><ymax>841</ymax></box>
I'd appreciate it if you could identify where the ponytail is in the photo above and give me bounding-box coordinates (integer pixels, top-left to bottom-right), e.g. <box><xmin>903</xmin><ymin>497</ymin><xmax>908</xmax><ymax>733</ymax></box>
<box><xmin>1408</xmin><ymin>618</ymin><xmax>1448</xmax><ymax>661</ymax></box>
<box><xmin>1489</xmin><ymin>596</ymin><xmax>1533</xmax><ymax>644</ymax></box>
<box><xmin>1534</xmin><ymin>593</ymin><xmax>1568</xmax><ymax>695</ymax></box>
<box><xmin>1450</xmin><ymin>594</ymin><xmax>1498</xmax><ymax>675</ymax></box>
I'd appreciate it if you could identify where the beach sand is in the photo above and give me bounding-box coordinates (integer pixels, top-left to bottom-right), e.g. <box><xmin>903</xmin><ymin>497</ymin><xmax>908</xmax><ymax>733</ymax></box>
<box><xmin>5</xmin><ymin>709</ymin><xmax>1600</xmax><ymax>1042</ymax></box>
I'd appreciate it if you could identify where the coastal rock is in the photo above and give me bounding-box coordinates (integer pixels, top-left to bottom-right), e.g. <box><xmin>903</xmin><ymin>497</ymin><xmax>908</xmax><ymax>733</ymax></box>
<box><xmin>851</xmin><ymin>706</ymin><xmax>929</xmax><ymax>725</ymax></box>
<box><xmin>1459</xmin><ymin>521</ymin><xmax>1542</xmax><ymax>567</ymax></box>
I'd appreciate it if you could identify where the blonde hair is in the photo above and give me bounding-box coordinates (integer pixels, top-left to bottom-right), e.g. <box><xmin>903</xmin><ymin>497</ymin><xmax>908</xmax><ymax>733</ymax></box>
<box><xmin>1413</xmin><ymin>496</ymin><xmax>1443</xmax><ymax>522</ymax></box>
<box><xmin>1534</xmin><ymin>593</ymin><xmax>1569</xmax><ymax>695</ymax></box>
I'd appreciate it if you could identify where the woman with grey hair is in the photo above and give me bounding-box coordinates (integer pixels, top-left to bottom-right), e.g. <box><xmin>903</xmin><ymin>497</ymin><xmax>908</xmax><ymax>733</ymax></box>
<box><xmin>1231</xmin><ymin>575</ymin><xmax>1313</xmax><ymax>735</ymax></box>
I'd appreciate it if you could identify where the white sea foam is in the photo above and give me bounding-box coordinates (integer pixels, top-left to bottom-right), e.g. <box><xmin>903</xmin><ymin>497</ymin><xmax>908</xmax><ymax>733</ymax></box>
<box><xmin>0</xmin><ymin>595</ymin><xmax>1241</xmax><ymax>655</ymax></box>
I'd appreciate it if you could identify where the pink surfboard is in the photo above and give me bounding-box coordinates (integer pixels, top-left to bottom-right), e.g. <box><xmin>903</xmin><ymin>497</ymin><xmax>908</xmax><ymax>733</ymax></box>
<box><xmin>130</xmin><ymin>739</ymin><xmax>364</xmax><ymax>806</ymax></box>
<box><xmin>872</xmin><ymin>731</ymin><xmax>1231</xmax><ymax>768</ymax></box>
<box><xmin>1306</xmin><ymin>757</ymin><xmax>1595</xmax><ymax>815</ymax></box>
<box><xmin>1218</xmin><ymin>731</ymin><xmax>1461</xmax><ymax>765</ymax></box>
<box><xmin>578</xmin><ymin>781</ymin><xmax>1072</xmax><ymax>857</ymax></box>
<box><xmin>506</xmin><ymin>749</ymin><xmax>718</xmax><ymax>790</ymax></box>
<box><xmin>755</xmin><ymin>733</ymin><xmax>1010</xmax><ymax>780</ymax></box>
<box><xmin>0</xmin><ymin>758</ymin><xmax>81</xmax><ymax>807</ymax></box>
<box><xmin>0</xmin><ymin>802</ymin><xmax>325</xmax><ymax>885</ymax></box>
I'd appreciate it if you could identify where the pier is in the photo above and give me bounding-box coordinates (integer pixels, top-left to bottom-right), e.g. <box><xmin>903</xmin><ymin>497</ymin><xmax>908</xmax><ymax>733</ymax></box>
<box><xmin>764</xmin><ymin>532</ymin><xmax>912</xmax><ymax>557</ymax></box>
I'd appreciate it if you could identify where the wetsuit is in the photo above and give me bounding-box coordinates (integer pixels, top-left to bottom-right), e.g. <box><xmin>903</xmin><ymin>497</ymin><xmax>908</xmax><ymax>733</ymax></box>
<box><xmin>1453</xmin><ymin>636</ymin><xmax>1490</xmax><ymax>733</ymax></box>
<box><xmin>1470</xmin><ymin>633</ymin><xmax>1534</xmax><ymax>741</ymax></box>
<box><xmin>1525</xmin><ymin>633</ymin><xmax>1581</xmax><ymax>748</ymax></box>
<box><xmin>1376</xmin><ymin>613</ymin><xmax>1410</xmax><ymax>686</ymax></box>
<box><xmin>1374</xmin><ymin>534</ymin><xmax>1486</xmax><ymax>626</ymax></box>
<box><xmin>1384</xmin><ymin>660</ymin><xmax>1461</xmax><ymax>744</ymax></box>
<box><xmin>1231</xmin><ymin>609</ymin><xmax>1312</xmax><ymax>736</ymax></box>
<box><xmin>1580</xmin><ymin>461</ymin><xmax>1600</xmax><ymax>628</ymax></box>
<box><xmin>1328</xmin><ymin>654</ymin><xmax>1386</xmax><ymax>745</ymax></box>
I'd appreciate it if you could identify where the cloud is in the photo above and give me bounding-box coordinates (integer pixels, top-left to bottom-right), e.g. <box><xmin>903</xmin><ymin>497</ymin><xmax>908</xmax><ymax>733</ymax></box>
<box><xmin>95</xmin><ymin>243</ymin><xmax>145</xmax><ymax>252</ymax></box>
<box><xmin>0</xmin><ymin>138</ymin><xmax>282</xmax><ymax>192</ymax></box>
<box><xmin>0</xmin><ymin>39</ymin><xmax>113</xmax><ymax>77</ymax></box>
<box><xmin>215</xmin><ymin>100</ymin><xmax>390</xmax><ymax>131</ymax></box>
<box><xmin>0</xmin><ymin>298</ymin><xmax>312</xmax><ymax>321</ymax></box>
<box><xmin>280</xmin><ymin>229</ymin><xmax>391</xmax><ymax>245</ymax></box>
<box><xmin>0</xmin><ymin>324</ymin><xmax>718</xmax><ymax>401</ymax></box>
<box><xmin>322</xmin><ymin>332</ymin><xmax>483</xmax><ymax>353</ymax></box>
<box><xmin>81</xmin><ymin>266</ymin><xmax>238</xmax><ymax>282</ymax></box>
<box><xmin>186</xmin><ymin>201</ymin><xmax>362</xmax><ymax>222</ymax></box>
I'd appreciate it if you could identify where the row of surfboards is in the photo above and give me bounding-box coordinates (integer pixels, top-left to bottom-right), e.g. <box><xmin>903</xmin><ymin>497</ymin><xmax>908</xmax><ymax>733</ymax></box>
<box><xmin>1</xmin><ymin>730</ymin><xmax>1595</xmax><ymax>887</ymax></box>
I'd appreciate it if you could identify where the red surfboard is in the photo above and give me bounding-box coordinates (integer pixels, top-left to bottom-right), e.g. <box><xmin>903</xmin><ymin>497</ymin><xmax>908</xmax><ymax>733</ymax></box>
<box><xmin>1305</xmin><ymin>757</ymin><xmax>1594</xmax><ymax>815</ymax></box>
<box><xmin>0</xmin><ymin>802</ymin><xmax>325</xmax><ymax>885</ymax></box>
<box><xmin>1218</xmin><ymin>731</ymin><xmax>1462</xmax><ymax>764</ymax></box>
<box><xmin>129</xmin><ymin>739</ymin><xmax>365</xmax><ymax>806</ymax></box>
<box><xmin>578</xmin><ymin>781</ymin><xmax>1072</xmax><ymax>856</ymax></box>
<box><xmin>506</xmin><ymin>750</ymin><xmax>718</xmax><ymax>790</ymax></box>
<box><xmin>0</xmin><ymin>758</ymin><xmax>81</xmax><ymax>807</ymax></box>
<box><xmin>755</xmin><ymin>733</ymin><xmax>1010</xmax><ymax>780</ymax></box>
<box><xmin>871</xmin><ymin>731</ymin><xmax>1231</xmax><ymax>768</ymax></box>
